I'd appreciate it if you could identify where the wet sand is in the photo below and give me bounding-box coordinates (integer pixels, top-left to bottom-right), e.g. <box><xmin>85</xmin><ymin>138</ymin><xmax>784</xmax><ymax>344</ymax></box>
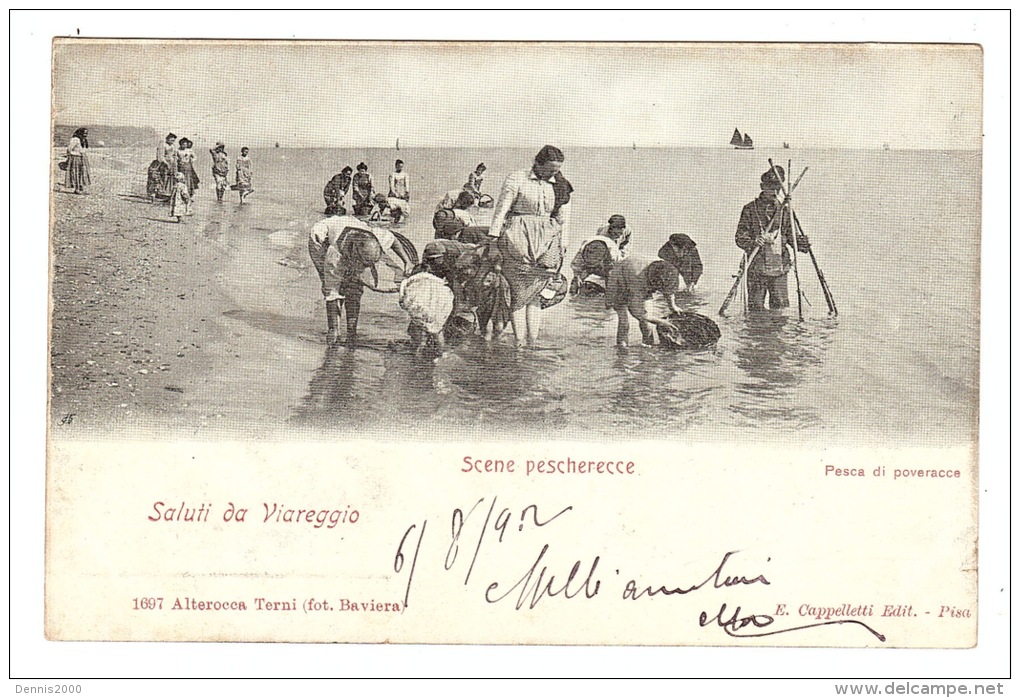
<box><xmin>49</xmin><ymin>149</ymin><xmax>321</xmax><ymax>440</ymax></box>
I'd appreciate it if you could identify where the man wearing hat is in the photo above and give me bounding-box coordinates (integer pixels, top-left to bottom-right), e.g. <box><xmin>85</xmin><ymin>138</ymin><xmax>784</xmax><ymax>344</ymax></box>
<box><xmin>734</xmin><ymin>165</ymin><xmax>810</xmax><ymax>311</ymax></box>
<box><xmin>209</xmin><ymin>142</ymin><xmax>229</xmax><ymax>203</ymax></box>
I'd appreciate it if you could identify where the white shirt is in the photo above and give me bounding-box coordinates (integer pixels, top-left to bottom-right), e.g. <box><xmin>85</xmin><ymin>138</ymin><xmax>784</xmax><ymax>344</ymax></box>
<box><xmin>489</xmin><ymin>169</ymin><xmax>572</xmax><ymax>243</ymax></box>
<box><xmin>309</xmin><ymin>215</ymin><xmax>393</xmax><ymax>249</ymax></box>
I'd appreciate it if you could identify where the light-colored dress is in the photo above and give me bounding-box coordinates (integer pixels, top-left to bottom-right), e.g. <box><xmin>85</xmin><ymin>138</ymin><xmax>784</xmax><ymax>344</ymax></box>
<box><xmin>65</xmin><ymin>136</ymin><xmax>91</xmax><ymax>192</ymax></box>
<box><xmin>388</xmin><ymin>171</ymin><xmax>409</xmax><ymax>200</ymax></box>
<box><xmin>235</xmin><ymin>155</ymin><xmax>253</xmax><ymax>191</ymax></box>
<box><xmin>169</xmin><ymin>181</ymin><xmax>191</xmax><ymax>218</ymax></box>
<box><xmin>489</xmin><ymin>169</ymin><xmax>572</xmax><ymax>310</ymax></box>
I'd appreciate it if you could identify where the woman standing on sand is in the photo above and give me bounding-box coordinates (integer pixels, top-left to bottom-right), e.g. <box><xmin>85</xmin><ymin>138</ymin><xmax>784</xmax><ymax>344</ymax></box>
<box><xmin>176</xmin><ymin>138</ymin><xmax>201</xmax><ymax>197</ymax></box>
<box><xmin>153</xmin><ymin>132</ymin><xmax>178</xmax><ymax>202</ymax></box>
<box><xmin>488</xmin><ymin>145</ymin><xmax>573</xmax><ymax>347</ymax></box>
<box><xmin>65</xmin><ymin>127</ymin><xmax>92</xmax><ymax>194</ymax></box>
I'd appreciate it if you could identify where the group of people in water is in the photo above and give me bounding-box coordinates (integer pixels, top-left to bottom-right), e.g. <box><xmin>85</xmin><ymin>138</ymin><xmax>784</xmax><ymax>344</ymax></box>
<box><xmin>145</xmin><ymin>133</ymin><xmax>254</xmax><ymax>219</ymax></box>
<box><xmin>323</xmin><ymin>159</ymin><xmax>412</xmax><ymax>223</ymax></box>
<box><xmin>309</xmin><ymin>145</ymin><xmax>741</xmax><ymax>353</ymax></box>
<box><xmin>59</xmin><ymin>131</ymin><xmax>806</xmax><ymax>352</ymax></box>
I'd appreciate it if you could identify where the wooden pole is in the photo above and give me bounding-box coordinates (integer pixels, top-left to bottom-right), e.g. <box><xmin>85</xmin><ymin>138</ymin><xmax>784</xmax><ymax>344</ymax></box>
<box><xmin>792</xmin><ymin>210</ymin><xmax>838</xmax><ymax>315</ymax></box>
<box><xmin>788</xmin><ymin>158</ymin><xmax>803</xmax><ymax>320</ymax></box>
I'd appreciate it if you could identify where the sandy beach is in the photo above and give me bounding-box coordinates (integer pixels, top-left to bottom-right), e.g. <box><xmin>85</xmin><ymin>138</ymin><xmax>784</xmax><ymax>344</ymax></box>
<box><xmin>49</xmin><ymin>148</ymin><xmax>322</xmax><ymax>440</ymax></box>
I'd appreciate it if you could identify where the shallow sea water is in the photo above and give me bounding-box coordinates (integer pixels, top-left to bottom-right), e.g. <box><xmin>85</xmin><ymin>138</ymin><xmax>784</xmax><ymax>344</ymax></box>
<box><xmin>119</xmin><ymin>146</ymin><xmax>981</xmax><ymax>446</ymax></box>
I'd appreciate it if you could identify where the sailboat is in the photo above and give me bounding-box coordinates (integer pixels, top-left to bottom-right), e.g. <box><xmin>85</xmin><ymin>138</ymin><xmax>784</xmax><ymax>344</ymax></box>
<box><xmin>783</xmin><ymin>142</ymin><xmax>790</xmax><ymax>149</ymax></box>
<box><xmin>731</xmin><ymin>128</ymin><xmax>754</xmax><ymax>150</ymax></box>
<box><xmin>396</xmin><ymin>138</ymin><xmax>400</xmax><ymax>151</ymax></box>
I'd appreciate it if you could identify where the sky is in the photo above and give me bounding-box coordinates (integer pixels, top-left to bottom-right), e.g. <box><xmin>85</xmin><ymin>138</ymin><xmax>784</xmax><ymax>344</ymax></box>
<box><xmin>51</xmin><ymin>40</ymin><xmax>982</xmax><ymax>150</ymax></box>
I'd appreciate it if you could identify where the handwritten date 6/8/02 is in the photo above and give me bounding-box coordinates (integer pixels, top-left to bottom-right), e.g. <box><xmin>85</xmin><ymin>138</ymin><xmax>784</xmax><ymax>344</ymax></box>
<box><xmin>394</xmin><ymin>496</ymin><xmax>571</xmax><ymax>608</ymax></box>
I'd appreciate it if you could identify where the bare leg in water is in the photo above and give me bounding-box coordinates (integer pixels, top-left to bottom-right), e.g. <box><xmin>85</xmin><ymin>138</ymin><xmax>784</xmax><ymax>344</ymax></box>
<box><xmin>343</xmin><ymin>294</ymin><xmax>361</xmax><ymax>346</ymax></box>
<box><xmin>510</xmin><ymin>304</ymin><xmax>543</xmax><ymax>348</ymax></box>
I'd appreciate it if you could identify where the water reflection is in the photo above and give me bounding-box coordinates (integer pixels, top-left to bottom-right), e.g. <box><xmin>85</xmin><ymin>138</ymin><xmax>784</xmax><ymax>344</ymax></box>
<box><xmin>729</xmin><ymin>313</ymin><xmax>835</xmax><ymax>427</ymax></box>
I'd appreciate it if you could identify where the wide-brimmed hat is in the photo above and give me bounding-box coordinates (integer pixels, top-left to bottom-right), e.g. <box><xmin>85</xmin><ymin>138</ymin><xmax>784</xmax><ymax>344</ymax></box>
<box><xmin>214</xmin><ymin>141</ymin><xmax>225</xmax><ymax>149</ymax></box>
<box><xmin>608</xmin><ymin>214</ymin><xmax>626</xmax><ymax>228</ymax></box>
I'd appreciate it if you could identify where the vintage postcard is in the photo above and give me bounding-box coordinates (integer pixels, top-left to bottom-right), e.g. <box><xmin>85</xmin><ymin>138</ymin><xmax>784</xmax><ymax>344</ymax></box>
<box><xmin>44</xmin><ymin>39</ymin><xmax>982</xmax><ymax>650</ymax></box>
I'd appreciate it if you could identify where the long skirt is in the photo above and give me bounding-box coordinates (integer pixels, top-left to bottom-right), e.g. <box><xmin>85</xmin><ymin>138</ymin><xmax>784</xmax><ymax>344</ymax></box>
<box><xmin>65</xmin><ymin>154</ymin><xmax>91</xmax><ymax>191</ymax></box>
<box><xmin>496</xmin><ymin>214</ymin><xmax>563</xmax><ymax>311</ymax></box>
<box><xmin>153</xmin><ymin>160</ymin><xmax>175</xmax><ymax>198</ymax></box>
<box><xmin>179</xmin><ymin>161</ymin><xmax>200</xmax><ymax>196</ymax></box>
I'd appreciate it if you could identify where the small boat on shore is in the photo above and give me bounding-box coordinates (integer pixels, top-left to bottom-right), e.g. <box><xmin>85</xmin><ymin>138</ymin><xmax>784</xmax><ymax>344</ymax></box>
<box><xmin>731</xmin><ymin>128</ymin><xmax>754</xmax><ymax>150</ymax></box>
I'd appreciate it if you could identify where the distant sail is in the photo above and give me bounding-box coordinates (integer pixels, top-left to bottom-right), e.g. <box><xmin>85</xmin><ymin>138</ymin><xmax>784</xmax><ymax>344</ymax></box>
<box><xmin>783</xmin><ymin>142</ymin><xmax>790</xmax><ymax>149</ymax></box>
<box><xmin>730</xmin><ymin>128</ymin><xmax>743</xmax><ymax>146</ymax></box>
<box><xmin>743</xmin><ymin>134</ymin><xmax>753</xmax><ymax>148</ymax></box>
<box><xmin>396</xmin><ymin>138</ymin><xmax>400</xmax><ymax>151</ymax></box>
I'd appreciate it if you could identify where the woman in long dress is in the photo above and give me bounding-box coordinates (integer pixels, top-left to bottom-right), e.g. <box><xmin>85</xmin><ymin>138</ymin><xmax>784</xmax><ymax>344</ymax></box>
<box><xmin>65</xmin><ymin>127</ymin><xmax>91</xmax><ymax>194</ymax></box>
<box><xmin>176</xmin><ymin>138</ymin><xmax>200</xmax><ymax>197</ymax></box>
<box><xmin>235</xmin><ymin>147</ymin><xmax>253</xmax><ymax>203</ymax></box>
<box><xmin>488</xmin><ymin>145</ymin><xmax>573</xmax><ymax>347</ymax></box>
<box><xmin>150</xmin><ymin>132</ymin><xmax>178</xmax><ymax>202</ymax></box>
<box><xmin>351</xmin><ymin>162</ymin><xmax>374</xmax><ymax>217</ymax></box>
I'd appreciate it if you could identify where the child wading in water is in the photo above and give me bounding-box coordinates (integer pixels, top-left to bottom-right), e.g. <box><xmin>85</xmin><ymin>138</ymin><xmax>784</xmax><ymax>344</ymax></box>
<box><xmin>169</xmin><ymin>172</ymin><xmax>192</xmax><ymax>222</ymax></box>
<box><xmin>235</xmin><ymin>147</ymin><xmax>254</xmax><ymax>203</ymax></box>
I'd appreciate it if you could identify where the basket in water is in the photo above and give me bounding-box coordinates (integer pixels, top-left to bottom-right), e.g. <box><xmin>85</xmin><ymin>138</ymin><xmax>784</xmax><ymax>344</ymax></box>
<box><xmin>659</xmin><ymin>311</ymin><xmax>721</xmax><ymax>350</ymax></box>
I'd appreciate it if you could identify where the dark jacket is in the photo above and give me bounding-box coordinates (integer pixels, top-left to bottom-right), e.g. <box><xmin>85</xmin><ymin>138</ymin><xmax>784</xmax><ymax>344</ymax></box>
<box><xmin>735</xmin><ymin>194</ymin><xmax>797</xmax><ymax>275</ymax></box>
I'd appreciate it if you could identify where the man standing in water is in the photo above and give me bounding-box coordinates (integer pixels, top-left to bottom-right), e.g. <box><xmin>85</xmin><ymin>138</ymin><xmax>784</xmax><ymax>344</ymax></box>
<box><xmin>209</xmin><ymin>142</ymin><xmax>229</xmax><ymax>203</ymax></box>
<box><xmin>734</xmin><ymin>166</ymin><xmax>810</xmax><ymax>311</ymax></box>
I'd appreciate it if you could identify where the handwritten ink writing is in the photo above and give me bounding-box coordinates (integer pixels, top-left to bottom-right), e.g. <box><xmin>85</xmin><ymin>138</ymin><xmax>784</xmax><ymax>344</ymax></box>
<box><xmin>622</xmin><ymin>551</ymin><xmax>770</xmax><ymax>600</ymax></box>
<box><xmin>485</xmin><ymin>544</ymin><xmax>601</xmax><ymax>610</ymax></box>
<box><xmin>700</xmin><ymin>602</ymin><xmax>887</xmax><ymax>642</ymax></box>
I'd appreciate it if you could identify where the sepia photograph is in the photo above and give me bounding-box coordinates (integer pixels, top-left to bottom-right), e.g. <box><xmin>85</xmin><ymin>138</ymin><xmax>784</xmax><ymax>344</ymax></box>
<box><xmin>49</xmin><ymin>40</ymin><xmax>980</xmax><ymax>446</ymax></box>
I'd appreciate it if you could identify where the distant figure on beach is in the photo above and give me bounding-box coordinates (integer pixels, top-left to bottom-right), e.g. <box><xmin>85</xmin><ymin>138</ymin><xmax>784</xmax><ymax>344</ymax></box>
<box><xmin>64</xmin><ymin>127</ymin><xmax>91</xmax><ymax>195</ymax></box>
<box><xmin>489</xmin><ymin>144</ymin><xmax>573</xmax><ymax>347</ymax></box>
<box><xmin>388</xmin><ymin>159</ymin><xmax>410</xmax><ymax>201</ymax></box>
<box><xmin>465</xmin><ymin>163</ymin><xmax>486</xmax><ymax>202</ymax></box>
<box><xmin>308</xmin><ymin>213</ymin><xmax>414</xmax><ymax>345</ymax></box>
<box><xmin>323</xmin><ymin>166</ymin><xmax>352</xmax><ymax>215</ymax></box>
<box><xmin>235</xmin><ymin>147</ymin><xmax>253</xmax><ymax>203</ymax></box>
<box><xmin>176</xmin><ymin>138</ymin><xmax>200</xmax><ymax>197</ymax></box>
<box><xmin>209</xmin><ymin>142</ymin><xmax>229</xmax><ymax>202</ymax></box>
<box><xmin>372</xmin><ymin>193</ymin><xmax>409</xmax><ymax>224</ymax></box>
<box><xmin>151</xmin><ymin>132</ymin><xmax>177</xmax><ymax>202</ymax></box>
<box><xmin>352</xmin><ymin>162</ymin><xmax>374</xmax><ymax>216</ymax></box>
<box><xmin>734</xmin><ymin>166</ymin><xmax>810</xmax><ymax>311</ymax></box>
<box><xmin>169</xmin><ymin>172</ymin><xmax>191</xmax><ymax>222</ymax></box>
